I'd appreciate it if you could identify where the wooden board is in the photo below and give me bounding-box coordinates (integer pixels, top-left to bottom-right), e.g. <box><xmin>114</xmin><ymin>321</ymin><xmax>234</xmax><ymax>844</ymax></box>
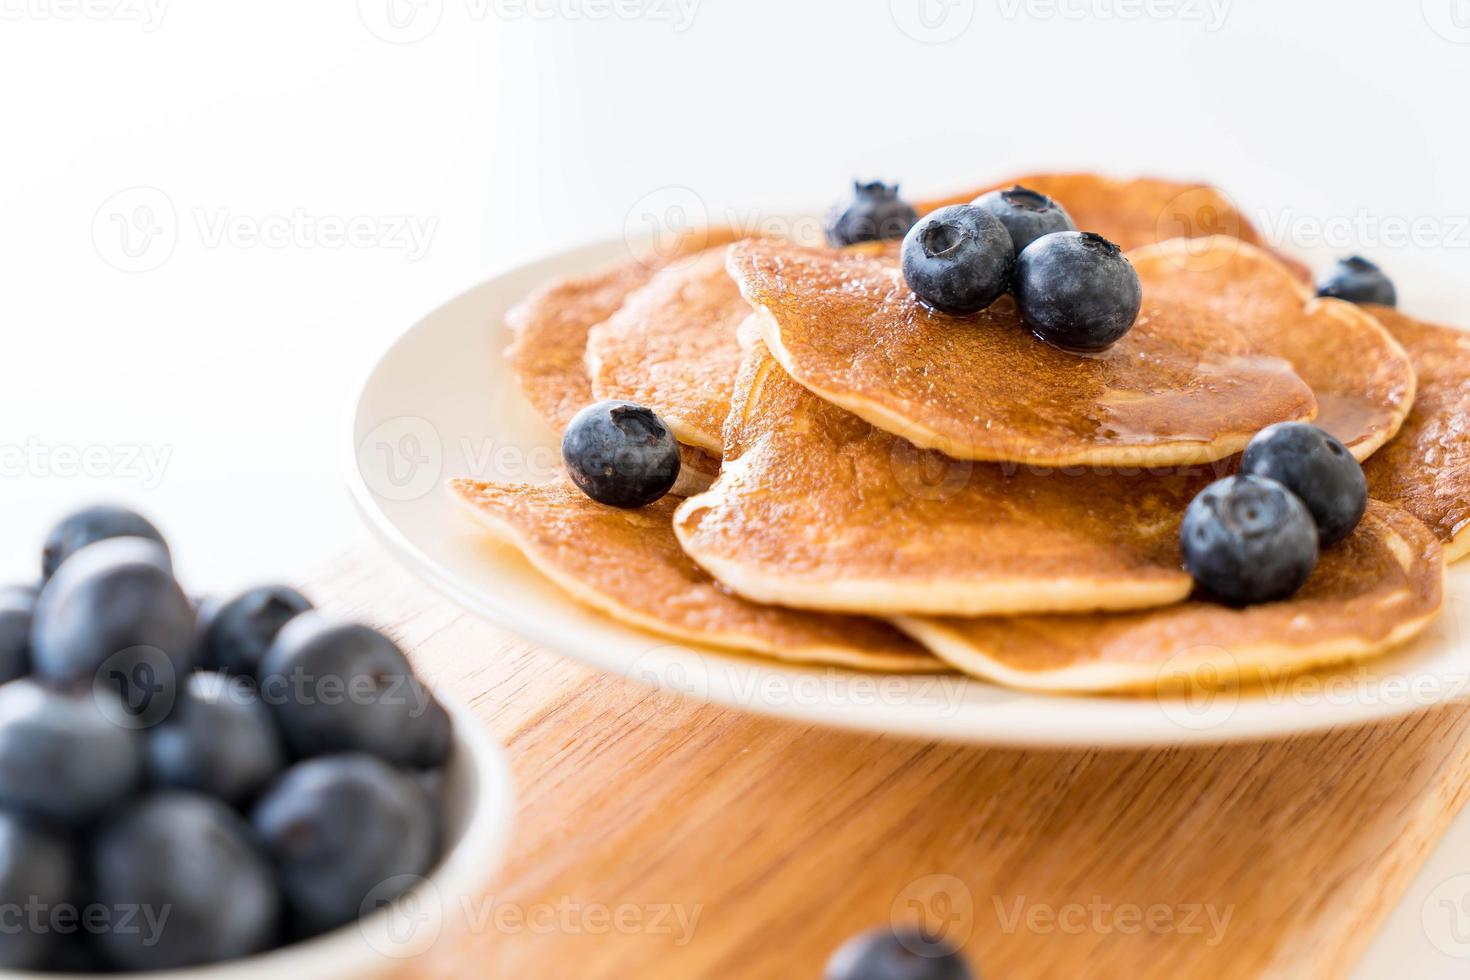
<box><xmin>311</xmin><ymin>547</ymin><xmax>1470</xmax><ymax>979</ymax></box>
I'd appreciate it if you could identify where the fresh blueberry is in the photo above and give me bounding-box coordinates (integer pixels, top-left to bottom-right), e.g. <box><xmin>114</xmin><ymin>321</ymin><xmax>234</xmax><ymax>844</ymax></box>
<box><xmin>41</xmin><ymin>504</ymin><xmax>169</xmax><ymax>582</ymax></box>
<box><xmin>203</xmin><ymin>585</ymin><xmax>314</xmax><ymax>676</ymax></box>
<box><xmin>562</xmin><ymin>400</ymin><xmax>681</xmax><ymax>508</ymax></box>
<box><xmin>0</xmin><ymin>587</ymin><xmax>34</xmax><ymax>684</ymax></box>
<box><xmin>147</xmin><ymin>672</ymin><xmax>286</xmax><ymax>806</ymax></box>
<box><xmin>826</xmin><ymin>181</ymin><xmax>920</xmax><ymax>248</ymax></box>
<box><xmin>93</xmin><ymin>792</ymin><xmax>280</xmax><ymax>970</ymax></box>
<box><xmin>257</xmin><ymin>612</ymin><xmax>451</xmax><ymax>768</ymax></box>
<box><xmin>252</xmin><ymin>754</ymin><xmax>441</xmax><ymax>938</ymax></box>
<box><xmin>30</xmin><ymin>537</ymin><xmax>195</xmax><ymax>723</ymax></box>
<box><xmin>1241</xmin><ymin>422</ymin><xmax>1368</xmax><ymax>546</ymax></box>
<box><xmin>0</xmin><ymin>814</ymin><xmax>74</xmax><ymax>970</ymax></box>
<box><xmin>972</xmin><ymin>185</ymin><xmax>1076</xmax><ymax>257</ymax></box>
<box><xmin>901</xmin><ymin>205</ymin><xmax>1015</xmax><ymax>316</ymax></box>
<box><xmin>1014</xmin><ymin>231</ymin><xmax>1142</xmax><ymax>352</ymax></box>
<box><xmin>0</xmin><ymin>680</ymin><xmax>143</xmax><ymax>823</ymax></box>
<box><xmin>825</xmin><ymin>927</ymin><xmax>973</xmax><ymax>980</ymax></box>
<box><xmin>1181</xmin><ymin>475</ymin><xmax>1319</xmax><ymax>606</ymax></box>
<box><xmin>1316</xmin><ymin>256</ymin><xmax>1396</xmax><ymax>307</ymax></box>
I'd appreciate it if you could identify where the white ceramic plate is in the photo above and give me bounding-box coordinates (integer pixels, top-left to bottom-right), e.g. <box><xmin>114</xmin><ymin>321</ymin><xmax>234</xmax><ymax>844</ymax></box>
<box><xmin>343</xmin><ymin>238</ymin><xmax>1470</xmax><ymax>748</ymax></box>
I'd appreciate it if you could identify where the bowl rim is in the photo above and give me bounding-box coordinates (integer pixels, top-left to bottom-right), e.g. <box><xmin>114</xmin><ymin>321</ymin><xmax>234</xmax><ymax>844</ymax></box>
<box><xmin>4</xmin><ymin>688</ymin><xmax>516</xmax><ymax>979</ymax></box>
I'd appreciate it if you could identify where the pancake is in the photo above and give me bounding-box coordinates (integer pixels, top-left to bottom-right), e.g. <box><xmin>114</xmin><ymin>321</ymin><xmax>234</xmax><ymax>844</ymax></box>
<box><xmin>1130</xmin><ymin>238</ymin><xmax>1416</xmax><ymax>460</ymax></box>
<box><xmin>673</xmin><ymin>342</ymin><xmax>1213</xmax><ymax>617</ymax></box>
<box><xmin>1362</xmin><ymin>306</ymin><xmax>1470</xmax><ymax>562</ymax></box>
<box><xmin>917</xmin><ymin>172</ymin><xmax>1311</xmax><ymax>280</ymax></box>
<box><xmin>503</xmin><ymin>229</ymin><xmax>739</xmax><ymax>496</ymax></box>
<box><xmin>895</xmin><ymin>502</ymin><xmax>1445</xmax><ymax>694</ymax></box>
<box><xmin>585</xmin><ymin>245</ymin><xmax>750</xmax><ymax>453</ymax></box>
<box><xmin>448</xmin><ymin>479</ymin><xmax>941</xmax><ymax>672</ymax></box>
<box><xmin>732</xmin><ymin>238</ymin><xmax>1317</xmax><ymax>467</ymax></box>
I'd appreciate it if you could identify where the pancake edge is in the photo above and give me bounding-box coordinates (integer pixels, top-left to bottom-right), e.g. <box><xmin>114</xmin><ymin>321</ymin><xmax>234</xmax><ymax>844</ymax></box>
<box><xmin>447</xmin><ymin>484</ymin><xmax>946</xmax><ymax>673</ymax></box>
<box><xmin>672</xmin><ymin>501</ymin><xmax>1193</xmax><ymax>617</ymax></box>
<box><xmin>890</xmin><ymin>595</ymin><xmax>1444</xmax><ymax>694</ymax></box>
<box><xmin>1135</xmin><ymin>237</ymin><xmax>1418</xmax><ymax>462</ymax></box>
<box><xmin>750</xmin><ymin>297</ymin><xmax>1315</xmax><ymax>469</ymax></box>
<box><xmin>584</xmin><ymin>333</ymin><xmax>727</xmax><ymax>455</ymax></box>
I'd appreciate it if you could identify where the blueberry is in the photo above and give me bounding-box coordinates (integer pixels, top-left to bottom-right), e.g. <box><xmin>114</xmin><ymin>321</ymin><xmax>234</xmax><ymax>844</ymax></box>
<box><xmin>1241</xmin><ymin>422</ymin><xmax>1368</xmax><ymax>546</ymax></box>
<box><xmin>0</xmin><ymin>587</ymin><xmax>34</xmax><ymax>684</ymax></box>
<box><xmin>203</xmin><ymin>585</ymin><xmax>314</xmax><ymax>676</ymax></box>
<box><xmin>147</xmin><ymin>672</ymin><xmax>287</xmax><ymax>806</ymax></box>
<box><xmin>93</xmin><ymin>791</ymin><xmax>280</xmax><ymax>970</ymax></box>
<box><xmin>825</xmin><ymin>927</ymin><xmax>973</xmax><ymax>980</ymax></box>
<box><xmin>562</xmin><ymin>400</ymin><xmax>681</xmax><ymax>508</ymax></box>
<box><xmin>901</xmin><ymin>205</ymin><xmax>1015</xmax><ymax>316</ymax></box>
<box><xmin>252</xmin><ymin>754</ymin><xmax>441</xmax><ymax>938</ymax></box>
<box><xmin>1316</xmin><ymin>256</ymin><xmax>1396</xmax><ymax>307</ymax></box>
<box><xmin>257</xmin><ymin>612</ymin><xmax>451</xmax><ymax>768</ymax></box>
<box><xmin>0</xmin><ymin>814</ymin><xmax>74</xmax><ymax>970</ymax></box>
<box><xmin>30</xmin><ymin>537</ymin><xmax>195</xmax><ymax>723</ymax></box>
<box><xmin>1181</xmin><ymin>475</ymin><xmax>1319</xmax><ymax>606</ymax></box>
<box><xmin>0</xmin><ymin>680</ymin><xmax>143</xmax><ymax>823</ymax></box>
<box><xmin>1014</xmin><ymin>231</ymin><xmax>1142</xmax><ymax>352</ymax></box>
<box><xmin>826</xmin><ymin>181</ymin><xmax>920</xmax><ymax>248</ymax></box>
<box><xmin>971</xmin><ymin>185</ymin><xmax>1076</xmax><ymax>257</ymax></box>
<box><xmin>41</xmin><ymin>504</ymin><xmax>169</xmax><ymax>582</ymax></box>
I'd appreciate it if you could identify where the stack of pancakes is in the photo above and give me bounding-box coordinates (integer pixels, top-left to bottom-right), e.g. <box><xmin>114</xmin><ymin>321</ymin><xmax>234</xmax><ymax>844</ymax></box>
<box><xmin>457</xmin><ymin>174</ymin><xmax>1467</xmax><ymax>694</ymax></box>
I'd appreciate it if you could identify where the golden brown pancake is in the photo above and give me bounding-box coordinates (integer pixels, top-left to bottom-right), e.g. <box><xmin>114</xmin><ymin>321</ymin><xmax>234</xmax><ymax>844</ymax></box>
<box><xmin>585</xmin><ymin>245</ymin><xmax>750</xmax><ymax>453</ymax></box>
<box><xmin>1362</xmin><ymin>306</ymin><xmax>1470</xmax><ymax>562</ymax></box>
<box><xmin>732</xmin><ymin>238</ymin><xmax>1316</xmax><ymax>467</ymax></box>
<box><xmin>503</xmin><ymin>229</ymin><xmax>739</xmax><ymax>497</ymax></box>
<box><xmin>674</xmin><ymin>342</ymin><xmax>1214</xmax><ymax>617</ymax></box>
<box><xmin>895</xmin><ymin>502</ymin><xmax>1445</xmax><ymax>693</ymax></box>
<box><xmin>917</xmin><ymin>172</ymin><xmax>1311</xmax><ymax>280</ymax></box>
<box><xmin>448</xmin><ymin>479</ymin><xmax>941</xmax><ymax>672</ymax></box>
<box><xmin>1130</xmin><ymin>238</ymin><xmax>1416</xmax><ymax>461</ymax></box>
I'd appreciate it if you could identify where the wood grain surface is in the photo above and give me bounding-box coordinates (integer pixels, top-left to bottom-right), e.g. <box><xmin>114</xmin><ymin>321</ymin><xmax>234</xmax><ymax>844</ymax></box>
<box><xmin>312</xmin><ymin>547</ymin><xmax>1470</xmax><ymax>979</ymax></box>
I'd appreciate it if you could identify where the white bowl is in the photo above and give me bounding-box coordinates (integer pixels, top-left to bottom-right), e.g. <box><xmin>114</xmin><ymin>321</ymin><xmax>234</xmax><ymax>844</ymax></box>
<box><xmin>10</xmin><ymin>690</ymin><xmax>515</xmax><ymax>979</ymax></box>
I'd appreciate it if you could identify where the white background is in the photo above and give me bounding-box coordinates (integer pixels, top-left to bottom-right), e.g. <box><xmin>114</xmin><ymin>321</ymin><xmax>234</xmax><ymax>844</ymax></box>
<box><xmin>1</xmin><ymin>0</ymin><xmax>1468</xmax><ymax>974</ymax></box>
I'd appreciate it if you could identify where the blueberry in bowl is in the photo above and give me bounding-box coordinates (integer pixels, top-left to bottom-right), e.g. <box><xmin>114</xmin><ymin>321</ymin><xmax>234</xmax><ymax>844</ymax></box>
<box><xmin>1240</xmin><ymin>422</ymin><xmax>1368</xmax><ymax>546</ymax></box>
<box><xmin>1180</xmin><ymin>475</ymin><xmax>1320</xmax><ymax>607</ymax></box>
<box><xmin>826</xmin><ymin>180</ymin><xmax>920</xmax><ymax>248</ymax></box>
<box><xmin>0</xmin><ymin>503</ymin><xmax>515</xmax><ymax>976</ymax></box>
<box><xmin>1013</xmin><ymin>231</ymin><xmax>1142</xmax><ymax>352</ymax></box>
<box><xmin>41</xmin><ymin>504</ymin><xmax>169</xmax><ymax>582</ymax></box>
<box><xmin>562</xmin><ymin>400</ymin><xmax>682</xmax><ymax>508</ymax></box>
<box><xmin>901</xmin><ymin>204</ymin><xmax>1015</xmax><ymax>316</ymax></box>
<box><xmin>971</xmin><ymin>184</ymin><xmax>1076</xmax><ymax>257</ymax></box>
<box><xmin>1316</xmin><ymin>256</ymin><xmax>1396</xmax><ymax>307</ymax></box>
<box><xmin>202</xmin><ymin>583</ymin><xmax>314</xmax><ymax>676</ymax></box>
